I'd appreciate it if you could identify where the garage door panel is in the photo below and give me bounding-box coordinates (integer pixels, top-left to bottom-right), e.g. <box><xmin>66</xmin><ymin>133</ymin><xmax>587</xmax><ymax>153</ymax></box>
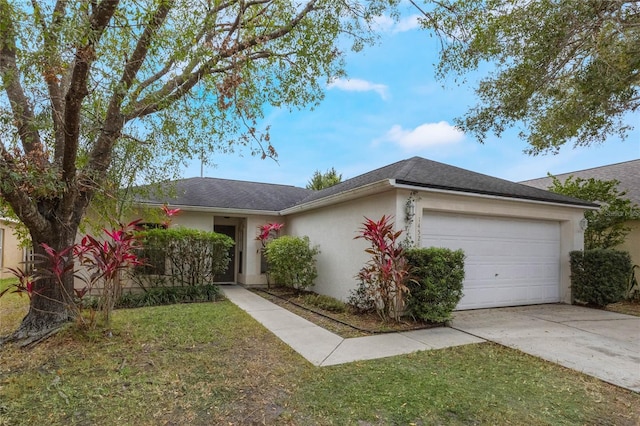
<box><xmin>421</xmin><ymin>212</ymin><xmax>561</xmax><ymax>310</ymax></box>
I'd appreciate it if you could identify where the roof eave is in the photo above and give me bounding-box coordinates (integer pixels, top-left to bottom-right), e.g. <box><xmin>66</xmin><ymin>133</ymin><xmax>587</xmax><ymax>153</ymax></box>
<box><xmin>280</xmin><ymin>180</ymin><xmax>394</xmax><ymax>215</ymax></box>
<box><xmin>392</xmin><ymin>181</ymin><xmax>599</xmax><ymax>210</ymax></box>
<box><xmin>135</xmin><ymin>202</ymin><xmax>281</xmax><ymax>216</ymax></box>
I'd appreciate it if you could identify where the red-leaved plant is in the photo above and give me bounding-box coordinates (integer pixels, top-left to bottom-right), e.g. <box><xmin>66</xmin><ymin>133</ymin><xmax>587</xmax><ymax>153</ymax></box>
<box><xmin>354</xmin><ymin>215</ymin><xmax>410</xmax><ymax>321</ymax></box>
<box><xmin>256</xmin><ymin>222</ymin><xmax>284</xmax><ymax>247</ymax></box>
<box><xmin>75</xmin><ymin>220</ymin><xmax>143</xmax><ymax>326</ymax></box>
<box><xmin>1</xmin><ymin>220</ymin><xmax>144</xmax><ymax>330</ymax></box>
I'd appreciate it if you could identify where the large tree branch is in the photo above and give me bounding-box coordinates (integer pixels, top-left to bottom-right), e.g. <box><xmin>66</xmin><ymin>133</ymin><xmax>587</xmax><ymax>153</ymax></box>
<box><xmin>0</xmin><ymin>0</ymin><xmax>44</xmax><ymax>159</ymax></box>
<box><xmin>126</xmin><ymin>0</ymin><xmax>317</xmax><ymax>120</ymax></box>
<box><xmin>86</xmin><ymin>0</ymin><xmax>173</xmax><ymax>187</ymax></box>
<box><xmin>0</xmin><ymin>144</ymin><xmax>50</xmax><ymax>235</ymax></box>
<box><xmin>32</xmin><ymin>0</ymin><xmax>68</xmax><ymax>165</ymax></box>
<box><xmin>61</xmin><ymin>0</ymin><xmax>120</xmax><ymax>184</ymax></box>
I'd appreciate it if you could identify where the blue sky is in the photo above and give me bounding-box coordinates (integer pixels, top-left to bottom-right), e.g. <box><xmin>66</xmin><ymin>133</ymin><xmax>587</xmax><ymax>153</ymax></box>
<box><xmin>183</xmin><ymin>8</ymin><xmax>639</xmax><ymax>188</ymax></box>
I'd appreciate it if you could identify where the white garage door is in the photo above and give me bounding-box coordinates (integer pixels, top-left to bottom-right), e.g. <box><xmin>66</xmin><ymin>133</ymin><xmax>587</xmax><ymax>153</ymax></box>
<box><xmin>421</xmin><ymin>212</ymin><xmax>561</xmax><ymax>310</ymax></box>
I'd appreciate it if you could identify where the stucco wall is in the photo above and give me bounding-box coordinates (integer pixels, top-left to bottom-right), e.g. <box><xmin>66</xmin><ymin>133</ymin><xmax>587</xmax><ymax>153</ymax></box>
<box><xmin>0</xmin><ymin>220</ymin><xmax>24</xmax><ymax>280</ymax></box>
<box><xmin>413</xmin><ymin>190</ymin><xmax>587</xmax><ymax>304</ymax></box>
<box><xmin>618</xmin><ymin>220</ymin><xmax>640</xmax><ymax>267</ymax></box>
<box><xmin>286</xmin><ymin>190</ymin><xmax>398</xmax><ymax>301</ymax></box>
<box><xmin>286</xmin><ymin>187</ymin><xmax>587</xmax><ymax>304</ymax></box>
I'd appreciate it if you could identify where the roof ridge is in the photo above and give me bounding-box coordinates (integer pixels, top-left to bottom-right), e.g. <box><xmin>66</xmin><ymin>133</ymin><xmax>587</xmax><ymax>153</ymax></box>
<box><xmin>176</xmin><ymin>176</ymin><xmax>308</xmax><ymax>190</ymax></box>
<box><xmin>525</xmin><ymin>158</ymin><xmax>640</xmax><ymax>181</ymax></box>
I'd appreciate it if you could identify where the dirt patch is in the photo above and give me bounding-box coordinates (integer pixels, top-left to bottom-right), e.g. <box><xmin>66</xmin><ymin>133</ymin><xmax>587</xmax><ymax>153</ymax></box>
<box><xmin>606</xmin><ymin>300</ymin><xmax>640</xmax><ymax>316</ymax></box>
<box><xmin>253</xmin><ymin>287</ymin><xmax>441</xmax><ymax>338</ymax></box>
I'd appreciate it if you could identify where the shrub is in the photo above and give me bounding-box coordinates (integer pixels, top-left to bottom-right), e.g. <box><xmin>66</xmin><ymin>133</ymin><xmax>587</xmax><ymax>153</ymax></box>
<box><xmin>351</xmin><ymin>215</ymin><xmax>409</xmax><ymax>322</ymax></box>
<box><xmin>627</xmin><ymin>265</ymin><xmax>639</xmax><ymax>301</ymax></box>
<box><xmin>570</xmin><ymin>249</ymin><xmax>632</xmax><ymax>306</ymax></box>
<box><xmin>301</xmin><ymin>293</ymin><xmax>347</xmax><ymax>313</ymax></box>
<box><xmin>404</xmin><ymin>247</ymin><xmax>465</xmax><ymax>323</ymax></box>
<box><xmin>264</xmin><ymin>236</ymin><xmax>319</xmax><ymax>290</ymax></box>
<box><xmin>131</xmin><ymin>227</ymin><xmax>234</xmax><ymax>289</ymax></box>
<box><xmin>116</xmin><ymin>284</ymin><xmax>221</xmax><ymax>308</ymax></box>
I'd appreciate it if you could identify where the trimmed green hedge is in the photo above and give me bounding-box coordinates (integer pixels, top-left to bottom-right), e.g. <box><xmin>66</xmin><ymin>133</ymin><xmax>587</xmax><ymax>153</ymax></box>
<box><xmin>265</xmin><ymin>235</ymin><xmax>320</xmax><ymax>290</ymax></box>
<box><xmin>131</xmin><ymin>227</ymin><xmax>234</xmax><ymax>289</ymax></box>
<box><xmin>570</xmin><ymin>249</ymin><xmax>632</xmax><ymax>306</ymax></box>
<box><xmin>116</xmin><ymin>284</ymin><xmax>221</xmax><ymax>308</ymax></box>
<box><xmin>404</xmin><ymin>247</ymin><xmax>465</xmax><ymax>323</ymax></box>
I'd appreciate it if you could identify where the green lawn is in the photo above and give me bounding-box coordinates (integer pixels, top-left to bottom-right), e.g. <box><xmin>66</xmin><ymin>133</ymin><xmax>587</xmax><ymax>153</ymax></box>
<box><xmin>1</xmin><ymin>297</ymin><xmax>638</xmax><ymax>425</ymax></box>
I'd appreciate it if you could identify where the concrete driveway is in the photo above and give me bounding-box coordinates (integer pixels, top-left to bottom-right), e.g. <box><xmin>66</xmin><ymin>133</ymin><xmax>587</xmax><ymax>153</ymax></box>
<box><xmin>451</xmin><ymin>304</ymin><xmax>640</xmax><ymax>392</ymax></box>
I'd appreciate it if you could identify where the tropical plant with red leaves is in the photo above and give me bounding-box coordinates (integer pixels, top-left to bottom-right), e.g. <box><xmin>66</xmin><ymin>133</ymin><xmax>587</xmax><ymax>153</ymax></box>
<box><xmin>353</xmin><ymin>215</ymin><xmax>410</xmax><ymax>321</ymax></box>
<box><xmin>256</xmin><ymin>223</ymin><xmax>284</xmax><ymax>247</ymax></box>
<box><xmin>161</xmin><ymin>205</ymin><xmax>181</xmax><ymax>227</ymax></box>
<box><xmin>75</xmin><ymin>220</ymin><xmax>144</xmax><ymax>326</ymax></box>
<box><xmin>0</xmin><ymin>266</ymin><xmax>37</xmax><ymax>300</ymax></box>
<box><xmin>2</xmin><ymin>219</ymin><xmax>145</xmax><ymax>331</ymax></box>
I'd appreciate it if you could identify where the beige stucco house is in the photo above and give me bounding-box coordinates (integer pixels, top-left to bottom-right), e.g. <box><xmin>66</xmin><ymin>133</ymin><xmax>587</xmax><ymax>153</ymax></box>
<box><xmin>0</xmin><ymin>217</ymin><xmax>26</xmax><ymax>280</ymax></box>
<box><xmin>521</xmin><ymin>159</ymin><xmax>639</xmax><ymax>267</ymax></box>
<box><xmin>136</xmin><ymin>157</ymin><xmax>595</xmax><ymax>310</ymax></box>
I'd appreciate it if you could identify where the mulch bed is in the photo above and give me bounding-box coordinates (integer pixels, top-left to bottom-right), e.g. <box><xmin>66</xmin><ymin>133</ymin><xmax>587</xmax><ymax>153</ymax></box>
<box><xmin>252</xmin><ymin>287</ymin><xmax>441</xmax><ymax>339</ymax></box>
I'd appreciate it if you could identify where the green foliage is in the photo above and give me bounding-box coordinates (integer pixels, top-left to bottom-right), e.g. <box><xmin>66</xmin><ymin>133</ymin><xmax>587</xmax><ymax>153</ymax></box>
<box><xmin>264</xmin><ymin>236</ymin><xmax>319</xmax><ymax>290</ymax></box>
<box><xmin>570</xmin><ymin>249</ymin><xmax>632</xmax><ymax>306</ymax></box>
<box><xmin>0</xmin><ymin>0</ymin><xmax>404</xmax><ymax>334</ymax></box>
<box><xmin>116</xmin><ymin>285</ymin><xmax>221</xmax><ymax>309</ymax></box>
<box><xmin>548</xmin><ymin>175</ymin><xmax>640</xmax><ymax>249</ymax></box>
<box><xmin>306</xmin><ymin>167</ymin><xmax>343</xmax><ymax>190</ymax></box>
<box><xmin>404</xmin><ymin>247</ymin><xmax>465</xmax><ymax>323</ymax></box>
<box><xmin>626</xmin><ymin>264</ymin><xmax>639</xmax><ymax>301</ymax></box>
<box><xmin>420</xmin><ymin>0</ymin><xmax>639</xmax><ymax>154</ymax></box>
<box><xmin>301</xmin><ymin>293</ymin><xmax>347</xmax><ymax>313</ymax></box>
<box><xmin>131</xmin><ymin>227</ymin><xmax>234</xmax><ymax>288</ymax></box>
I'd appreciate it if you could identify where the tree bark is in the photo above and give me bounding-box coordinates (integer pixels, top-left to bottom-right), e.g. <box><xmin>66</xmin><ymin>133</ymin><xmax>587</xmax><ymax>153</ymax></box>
<box><xmin>6</xmin><ymin>221</ymin><xmax>78</xmax><ymax>343</ymax></box>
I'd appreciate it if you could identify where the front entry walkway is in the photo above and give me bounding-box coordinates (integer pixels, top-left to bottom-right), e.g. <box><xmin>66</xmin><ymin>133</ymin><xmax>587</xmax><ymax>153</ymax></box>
<box><xmin>220</xmin><ymin>285</ymin><xmax>483</xmax><ymax>366</ymax></box>
<box><xmin>451</xmin><ymin>305</ymin><xmax>640</xmax><ymax>393</ymax></box>
<box><xmin>222</xmin><ymin>286</ymin><xmax>640</xmax><ymax>393</ymax></box>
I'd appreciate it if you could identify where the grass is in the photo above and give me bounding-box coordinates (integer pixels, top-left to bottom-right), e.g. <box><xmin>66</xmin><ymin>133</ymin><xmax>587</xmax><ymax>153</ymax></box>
<box><xmin>1</xmin><ymin>293</ymin><xmax>639</xmax><ymax>425</ymax></box>
<box><xmin>0</xmin><ymin>278</ymin><xmax>28</xmax><ymax>336</ymax></box>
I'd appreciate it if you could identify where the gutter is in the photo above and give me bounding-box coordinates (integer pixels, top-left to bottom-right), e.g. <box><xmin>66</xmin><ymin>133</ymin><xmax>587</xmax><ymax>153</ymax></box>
<box><xmin>391</xmin><ymin>181</ymin><xmax>600</xmax><ymax>210</ymax></box>
<box><xmin>136</xmin><ymin>202</ymin><xmax>281</xmax><ymax>217</ymax></box>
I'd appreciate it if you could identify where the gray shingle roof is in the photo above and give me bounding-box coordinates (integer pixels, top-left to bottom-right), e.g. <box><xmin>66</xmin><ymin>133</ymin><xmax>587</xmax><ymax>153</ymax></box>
<box><xmin>137</xmin><ymin>157</ymin><xmax>596</xmax><ymax>211</ymax></box>
<box><xmin>520</xmin><ymin>159</ymin><xmax>640</xmax><ymax>206</ymax></box>
<box><xmin>295</xmin><ymin>156</ymin><xmax>594</xmax><ymax>207</ymax></box>
<box><xmin>137</xmin><ymin>177</ymin><xmax>312</xmax><ymax>211</ymax></box>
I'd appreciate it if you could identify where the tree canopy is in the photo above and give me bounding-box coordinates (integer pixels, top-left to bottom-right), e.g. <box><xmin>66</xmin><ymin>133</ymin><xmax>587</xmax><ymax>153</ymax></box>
<box><xmin>416</xmin><ymin>0</ymin><xmax>640</xmax><ymax>154</ymax></box>
<box><xmin>0</xmin><ymin>0</ymin><xmax>399</xmax><ymax>340</ymax></box>
<box><xmin>306</xmin><ymin>167</ymin><xmax>342</xmax><ymax>190</ymax></box>
<box><xmin>548</xmin><ymin>174</ymin><xmax>640</xmax><ymax>250</ymax></box>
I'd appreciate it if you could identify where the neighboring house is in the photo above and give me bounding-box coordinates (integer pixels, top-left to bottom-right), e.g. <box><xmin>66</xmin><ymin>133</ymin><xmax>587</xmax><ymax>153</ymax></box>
<box><xmin>0</xmin><ymin>217</ymin><xmax>26</xmax><ymax>280</ymax></box>
<box><xmin>135</xmin><ymin>156</ymin><xmax>595</xmax><ymax>310</ymax></box>
<box><xmin>521</xmin><ymin>159</ymin><xmax>640</xmax><ymax>267</ymax></box>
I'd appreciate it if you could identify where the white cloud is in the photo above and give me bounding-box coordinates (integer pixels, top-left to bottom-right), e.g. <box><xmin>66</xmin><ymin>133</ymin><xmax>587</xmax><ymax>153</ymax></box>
<box><xmin>381</xmin><ymin>122</ymin><xmax>465</xmax><ymax>150</ymax></box>
<box><xmin>372</xmin><ymin>14</ymin><xmax>421</xmax><ymax>33</ymax></box>
<box><xmin>327</xmin><ymin>78</ymin><xmax>389</xmax><ymax>100</ymax></box>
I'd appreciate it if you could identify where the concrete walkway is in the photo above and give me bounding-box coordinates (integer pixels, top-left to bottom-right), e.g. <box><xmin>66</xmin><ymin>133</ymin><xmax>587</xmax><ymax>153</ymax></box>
<box><xmin>222</xmin><ymin>286</ymin><xmax>640</xmax><ymax>393</ymax></box>
<box><xmin>221</xmin><ymin>285</ymin><xmax>483</xmax><ymax>366</ymax></box>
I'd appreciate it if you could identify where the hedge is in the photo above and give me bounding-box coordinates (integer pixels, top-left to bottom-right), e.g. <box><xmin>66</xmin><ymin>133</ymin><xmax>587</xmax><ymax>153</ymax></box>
<box><xmin>404</xmin><ymin>247</ymin><xmax>465</xmax><ymax>323</ymax></box>
<box><xmin>570</xmin><ymin>249</ymin><xmax>632</xmax><ymax>306</ymax></box>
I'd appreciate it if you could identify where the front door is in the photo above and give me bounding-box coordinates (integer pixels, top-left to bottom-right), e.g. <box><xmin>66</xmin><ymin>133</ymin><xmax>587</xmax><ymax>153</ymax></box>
<box><xmin>214</xmin><ymin>225</ymin><xmax>236</xmax><ymax>283</ymax></box>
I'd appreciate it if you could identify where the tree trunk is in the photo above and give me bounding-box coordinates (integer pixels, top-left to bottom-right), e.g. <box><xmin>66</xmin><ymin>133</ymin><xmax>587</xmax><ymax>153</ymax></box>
<box><xmin>7</xmin><ymin>223</ymin><xmax>78</xmax><ymax>344</ymax></box>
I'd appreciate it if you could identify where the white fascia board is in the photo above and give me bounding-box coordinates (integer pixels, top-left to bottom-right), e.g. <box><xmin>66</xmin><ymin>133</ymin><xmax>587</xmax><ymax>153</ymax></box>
<box><xmin>280</xmin><ymin>180</ymin><xmax>393</xmax><ymax>215</ymax></box>
<box><xmin>391</xmin><ymin>181</ymin><xmax>599</xmax><ymax>211</ymax></box>
<box><xmin>135</xmin><ymin>202</ymin><xmax>281</xmax><ymax>217</ymax></box>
